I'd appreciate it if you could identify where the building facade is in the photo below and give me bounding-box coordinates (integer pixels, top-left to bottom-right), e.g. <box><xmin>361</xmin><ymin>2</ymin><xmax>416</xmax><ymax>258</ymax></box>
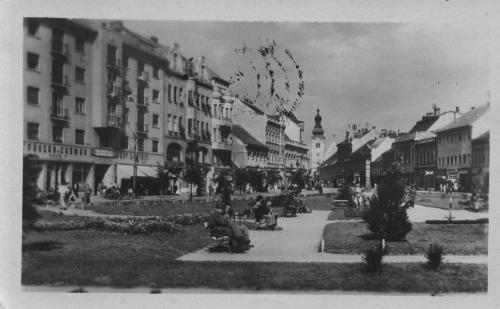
<box><xmin>23</xmin><ymin>18</ymin><xmax>233</xmax><ymax>196</ymax></box>
<box><xmin>435</xmin><ymin>104</ymin><xmax>491</xmax><ymax>192</ymax></box>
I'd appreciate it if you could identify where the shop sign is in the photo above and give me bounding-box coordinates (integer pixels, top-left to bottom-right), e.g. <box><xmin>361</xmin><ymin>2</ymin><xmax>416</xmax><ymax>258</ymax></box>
<box><xmin>424</xmin><ymin>170</ymin><xmax>434</xmax><ymax>175</ymax></box>
<box><xmin>447</xmin><ymin>169</ymin><xmax>457</xmax><ymax>180</ymax></box>
<box><xmin>458</xmin><ymin>169</ymin><xmax>469</xmax><ymax>175</ymax></box>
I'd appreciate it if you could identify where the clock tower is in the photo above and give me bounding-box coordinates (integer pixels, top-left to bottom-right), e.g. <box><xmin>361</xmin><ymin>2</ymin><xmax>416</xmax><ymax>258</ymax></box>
<box><xmin>311</xmin><ymin>109</ymin><xmax>325</xmax><ymax>174</ymax></box>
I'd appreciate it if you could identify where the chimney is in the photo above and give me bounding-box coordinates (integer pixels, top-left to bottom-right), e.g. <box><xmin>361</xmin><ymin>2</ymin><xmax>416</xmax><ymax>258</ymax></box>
<box><xmin>433</xmin><ymin>104</ymin><xmax>440</xmax><ymax>116</ymax></box>
<box><xmin>150</xmin><ymin>36</ymin><xmax>158</xmax><ymax>44</ymax></box>
<box><xmin>471</xmin><ymin>106</ymin><xmax>475</xmax><ymax>110</ymax></box>
<box><xmin>456</xmin><ymin>106</ymin><xmax>460</xmax><ymax>113</ymax></box>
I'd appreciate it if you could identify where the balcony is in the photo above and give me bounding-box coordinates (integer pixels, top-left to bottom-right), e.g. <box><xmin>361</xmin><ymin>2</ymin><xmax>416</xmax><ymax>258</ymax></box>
<box><xmin>51</xmin><ymin>75</ymin><xmax>71</xmax><ymax>93</ymax></box>
<box><xmin>212</xmin><ymin>140</ymin><xmax>232</xmax><ymax>151</ymax></box>
<box><xmin>136</xmin><ymin>123</ymin><xmax>149</xmax><ymax>134</ymax></box>
<box><xmin>50</xmin><ymin>107</ymin><xmax>70</xmax><ymax>123</ymax></box>
<box><xmin>137</xmin><ymin>71</ymin><xmax>149</xmax><ymax>84</ymax></box>
<box><xmin>107</xmin><ymin>83</ymin><xmax>122</xmax><ymax>99</ymax></box>
<box><xmin>91</xmin><ymin>147</ymin><xmax>117</xmax><ymax>158</ymax></box>
<box><xmin>107</xmin><ymin>58</ymin><xmax>122</xmax><ymax>72</ymax></box>
<box><xmin>187</xmin><ymin>133</ymin><xmax>200</xmax><ymax>141</ymax></box>
<box><xmin>136</xmin><ymin>97</ymin><xmax>149</xmax><ymax>110</ymax></box>
<box><xmin>106</xmin><ymin>115</ymin><xmax>122</xmax><ymax>128</ymax></box>
<box><xmin>51</xmin><ymin>41</ymin><xmax>71</xmax><ymax>62</ymax></box>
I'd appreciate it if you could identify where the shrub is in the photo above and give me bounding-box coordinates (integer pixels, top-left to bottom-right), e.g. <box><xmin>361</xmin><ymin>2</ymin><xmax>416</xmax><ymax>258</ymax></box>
<box><xmin>425</xmin><ymin>243</ymin><xmax>444</xmax><ymax>270</ymax></box>
<box><xmin>362</xmin><ymin>164</ymin><xmax>412</xmax><ymax>241</ymax></box>
<box><xmin>337</xmin><ymin>183</ymin><xmax>353</xmax><ymax>201</ymax></box>
<box><xmin>362</xmin><ymin>244</ymin><xmax>385</xmax><ymax>273</ymax></box>
<box><xmin>23</xmin><ymin>155</ymin><xmax>42</xmax><ymax>233</ymax></box>
<box><xmin>34</xmin><ymin>216</ymin><xmax>181</xmax><ymax>235</ymax></box>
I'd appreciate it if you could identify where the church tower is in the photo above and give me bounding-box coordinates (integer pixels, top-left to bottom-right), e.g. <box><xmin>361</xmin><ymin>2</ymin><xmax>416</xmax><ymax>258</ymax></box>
<box><xmin>311</xmin><ymin>109</ymin><xmax>325</xmax><ymax>174</ymax></box>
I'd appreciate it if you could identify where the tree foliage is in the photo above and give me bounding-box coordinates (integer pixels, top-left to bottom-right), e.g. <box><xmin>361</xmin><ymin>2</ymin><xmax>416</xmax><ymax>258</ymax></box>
<box><xmin>362</xmin><ymin>164</ymin><xmax>412</xmax><ymax>241</ymax></box>
<box><xmin>23</xmin><ymin>155</ymin><xmax>42</xmax><ymax>232</ymax></box>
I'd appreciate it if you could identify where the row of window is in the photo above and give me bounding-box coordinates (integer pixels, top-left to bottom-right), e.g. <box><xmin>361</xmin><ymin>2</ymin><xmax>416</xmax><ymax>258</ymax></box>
<box><xmin>122</xmin><ymin>55</ymin><xmax>160</xmax><ymax>79</ymax></box>
<box><xmin>26</xmin><ymin>20</ymin><xmax>86</xmax><ymax>54</ymax></box>
<box><xmin>27</xmin><ymin>123</ymin><xmax>85</xmax><ymax>145</ymax></box>
<box><xmin>27</xmin><ymin>121</ymin><xmax>161</xmax><ymax>154</ymax></box>
<box><xmin>415</xmin><ymin>152</ymin><xmax>435</xmax><ymax>166</ymax></box>
<box><xmin>438</xmin><ymin>131</ymin><xmax>471</xmax><ymax>145</ymax></box>
<box><xmin>27</xmin><ymin>87</ymin><xmax>86</xmax><ymax>114</ymax></box>
<box><xmin>438</xmin><ymin>154</ymin><xmax>471</xmax><ymax>166</ymax></box>
<box><xmin>26</xmin><ymin>52</ymin><xmax>87</xmax><ymax>83</ymax></box>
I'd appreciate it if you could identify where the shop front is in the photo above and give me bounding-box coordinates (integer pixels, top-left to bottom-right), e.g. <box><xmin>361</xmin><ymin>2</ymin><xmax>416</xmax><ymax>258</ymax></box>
<box><xmin>415</xmin><ymin>167</ymin><xmax>436</xmax><ymax>191</ymax></box>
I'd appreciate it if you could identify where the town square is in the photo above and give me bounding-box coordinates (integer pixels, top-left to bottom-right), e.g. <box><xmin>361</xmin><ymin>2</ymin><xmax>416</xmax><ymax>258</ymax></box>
<box><xmin>3</xmin><ymin>3</ymin><xmax>495</xmax><ymax>306</ymax></box>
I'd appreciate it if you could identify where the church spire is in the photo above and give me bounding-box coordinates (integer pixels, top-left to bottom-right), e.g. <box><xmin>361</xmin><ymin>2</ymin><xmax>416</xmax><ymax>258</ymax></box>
<box><xmin>312</xmin><ymin>109</ymin><xmax>324</xmax><ymax>136</ymax></box>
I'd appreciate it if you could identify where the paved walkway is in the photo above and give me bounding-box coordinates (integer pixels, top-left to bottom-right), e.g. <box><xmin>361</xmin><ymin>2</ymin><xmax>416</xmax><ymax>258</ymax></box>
<box><xmin>178</xmin><ymin>206</ymin><xmax>488</xmax><ymax>263</ymax></box>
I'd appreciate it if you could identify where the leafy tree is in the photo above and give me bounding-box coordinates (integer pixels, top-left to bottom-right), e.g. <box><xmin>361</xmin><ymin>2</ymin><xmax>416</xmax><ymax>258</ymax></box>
<box><xmin>247</xmin><ymin>169</ymin><xmax>265</xmax><ymax>192</ymax></box>
<box><xmin>337</xmin><ymin>183</ymin><xmax>353</xmax><ymax>201</ymax></box>
<box><xmin>183</xmin><ymin>163</ymin><xmax>202</xmax><ymax>201</ymax></box>
<box><xmin>265</xmin><ymin>171</ymin><xmax>281</xmax><ymax>189</ymax></box>
<box><xmin>362</xmin><ymin>163</ymin><xmax>412</xmax><ymax>241</ymax></box>
<box><xmin>156</xmin><ymin>164</ymin><xmax>170</xmax><ymax>195</ymax></box>
<box><xmin>23</xmin><ymin>155</ymin><xmax>42</xmax><ymax>235</ymax></box>
<box><xmin>234</xmin><ymin>168</ymin><xmax>248</xmax><ymax>193</ymax></box>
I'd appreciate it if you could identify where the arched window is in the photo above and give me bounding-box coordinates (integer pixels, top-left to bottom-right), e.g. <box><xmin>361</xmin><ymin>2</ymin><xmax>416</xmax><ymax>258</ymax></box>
<box><xmin>166</xmin><ymin>143</ymin><xmax>182</xmax><ymax>162</ymax></box>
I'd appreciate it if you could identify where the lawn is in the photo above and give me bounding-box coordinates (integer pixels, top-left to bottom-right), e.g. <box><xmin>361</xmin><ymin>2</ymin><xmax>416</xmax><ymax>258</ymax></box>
<box><xmin>415</xmin><ymin>191</ymin><xmax>485</xmax><ymax>211</ymax></box>
<box><xmin>323</xmin><ymin>222</ymin><xmax>488</xmax><ymax>255</ymax></box>
<box><xmin>90</xmin><ymin>195</ymin><xmax>336</xmax><ymax>216</ymax></box>
<box><xmin>327</xmin><ymin>208</ymin><xmax>363</xmax><ymax>220</ymax></box>
<box><xmin>22</xmin><ymin>229</ymin><xmax>487</xmax><ymax>292</ymax></box>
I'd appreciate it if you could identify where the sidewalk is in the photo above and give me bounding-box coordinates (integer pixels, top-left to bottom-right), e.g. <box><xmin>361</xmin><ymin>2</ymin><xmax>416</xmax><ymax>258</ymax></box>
<box><xmin>178</xmin><ymin>208</ymin><xmax>488</xmax><ymax>264</ymax></box>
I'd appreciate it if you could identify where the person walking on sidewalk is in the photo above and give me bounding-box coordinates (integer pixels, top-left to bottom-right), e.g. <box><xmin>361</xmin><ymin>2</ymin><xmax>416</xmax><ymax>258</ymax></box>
<box><xmin>58</xmin><ymin>183</ymin><xmax>69</xmax><ymax>210</ymax></box>
<box><xmin>82</xmin><ymin>184</ymin><xmax>92</xmax><ymax>209</ymax></box>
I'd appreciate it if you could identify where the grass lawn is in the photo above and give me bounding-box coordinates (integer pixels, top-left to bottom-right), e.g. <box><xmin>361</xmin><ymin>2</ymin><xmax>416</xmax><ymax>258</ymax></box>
<box><xmin>90</xmin><ymin>195</ymin><xmax>335</xmax><ymax>216</ymax></box>
<box><xmin>415</xmin><ymin>192</ymin><xmax>486</xmax><ymax>211</ymax></box>
<box><xmin>327</xmin><ymin>208</ymin><xmax>362</xmax><ymax>220</ymax></box>
<box><xmin>323</xmin><ymin>222</ymin><xmax>488</xmax><ymax>255</ymax></box>
<box><xmin>22</xmin><ymin>228</ymin><xmax>486</xmax><ymax>292</ymax></box>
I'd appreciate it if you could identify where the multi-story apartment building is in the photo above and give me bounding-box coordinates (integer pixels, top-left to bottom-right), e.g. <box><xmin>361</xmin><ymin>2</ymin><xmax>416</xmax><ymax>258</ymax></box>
<box><xmin>232</xmin><ymin>124</ymin><xmax>269</xmax><ymax>169</ymax></box>
<box><xmin>24</xmin><ymin>18</ymin><xmax>99</xmax><ymax>192</ymax></box>
<box><xmin>435</xmin><ymin>103</ymin><xmax>491</xmax><ymax>192</ymax></box>
<box><xmin>23</xmin><ymin>18</ymin><xmax>232</xmax><ymax>197</ymax></box>
<box><xmin>232</xmin><ymin>99</ymin><xmax>309</xmax><ymax>188</ymax></box>
<box><xmin>211</xmin><ymin>76</ymin><xmax>233</xmax><ymax>181</ymax></box>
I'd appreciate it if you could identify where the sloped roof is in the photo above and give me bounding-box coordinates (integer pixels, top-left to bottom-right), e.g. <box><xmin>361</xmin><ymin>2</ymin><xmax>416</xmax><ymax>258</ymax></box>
<box><xmin>232</xmin><ymin>125</ymin><xmax>268</xmax><ymax>151</ymax></box>
<box><xmin>436</xmin><ymin>104</ymin><xmax>490</xmax><ymax>132</ymax></box>
<box><xmin>409</xmin><ymin>116</ymin><xmax>439</xmax><ymax>133</ymax></box>
<box><xmin>241</xmin><ymin>100</ymin><xmax>265</xmax><ymax>115</ymax></box>
<box><xmin>322</xmin><ymin>152</ymin><xmax>338</xmax><ymax>166</ymax></box>
<box><xmin>473</xmin><ymin>130</ymin><xmax>490</xmax><ymax>143</ymax></box>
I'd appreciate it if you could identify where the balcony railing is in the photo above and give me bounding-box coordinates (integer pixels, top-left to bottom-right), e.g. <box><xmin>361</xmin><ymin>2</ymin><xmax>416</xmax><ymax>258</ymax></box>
<box><xmin>106</xmin><ymin>115</ymin><xmax>122</xmax><ymax>127</ymax></box>
<box><xmin>107</xmin><ymin>83</ymin><xmax>122</xmax><ymax>97</ymax></box>
<box><xmin>137</xmin><ymin>97</ymin><xmax>149</xmax><ymax>108</ymax></box>
<box><xmin>136</xmin><ymin>123</ymin><xmax>149</xmax><ymax>133</ymax></box>
<box><xmin>107</xmin><ymin>58</ymin><xmax>122</xmax><ymax>69</ymax></box>
<box><xmin>50</xmin><ymin>107</ymin><xmax>70</xmax><ymax>121</ymax></box>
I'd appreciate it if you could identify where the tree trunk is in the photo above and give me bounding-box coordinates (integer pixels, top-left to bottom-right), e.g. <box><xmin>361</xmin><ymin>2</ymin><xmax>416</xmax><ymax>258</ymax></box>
<box><xmin>190</xmin><ymin>183</ymin><xmax>193</xmax><ymax>201</ymax></box>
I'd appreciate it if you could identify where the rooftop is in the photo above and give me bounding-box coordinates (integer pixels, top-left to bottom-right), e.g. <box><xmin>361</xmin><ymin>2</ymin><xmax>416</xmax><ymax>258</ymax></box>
<box><xmin>436</xmin><ymin>104</ymin><xmax>490</xmax><ymax>133</ymax></box>
<box><xmin>232</xmin><ymin>125</ymin><xmax>269</xmax><ymax>151</ymax></box>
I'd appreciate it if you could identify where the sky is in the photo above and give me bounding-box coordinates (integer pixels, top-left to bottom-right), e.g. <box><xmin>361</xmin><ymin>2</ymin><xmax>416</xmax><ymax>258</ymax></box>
<box><xmin>123</xmin><ymin>21</ymin><xmax>491</xmax><ymax>149</ymax></box>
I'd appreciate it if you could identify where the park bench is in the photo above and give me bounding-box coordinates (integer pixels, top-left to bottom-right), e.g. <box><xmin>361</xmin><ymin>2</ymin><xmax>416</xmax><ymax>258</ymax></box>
<box><xmin>203</xmin><ymin>221</ymin><xmax>232</xmax><ymax>253</ymax></box>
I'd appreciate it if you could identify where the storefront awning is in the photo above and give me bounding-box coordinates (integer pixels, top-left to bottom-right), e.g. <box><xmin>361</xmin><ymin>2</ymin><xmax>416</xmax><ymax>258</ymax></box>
<box><xmin>137</xmin><ymin>165</ymin><xmax>158</xmax><ymax>177</ymax></box>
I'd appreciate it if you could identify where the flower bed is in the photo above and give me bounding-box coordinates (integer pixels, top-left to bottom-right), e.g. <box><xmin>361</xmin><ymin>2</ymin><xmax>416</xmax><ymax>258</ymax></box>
<box><xmin>34</xmin><ymin>216</ymin><xmax>181</xmax><ymax>235</ymax></box>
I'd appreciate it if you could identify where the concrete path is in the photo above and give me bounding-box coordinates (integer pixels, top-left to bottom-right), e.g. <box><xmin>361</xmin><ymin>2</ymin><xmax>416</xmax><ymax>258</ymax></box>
<box><xmin>179</xmin><ymin>211</ymin><xmax>330</xmax><ymax>262</ymax></box>
<box><xmin>179</xmin><ymin>207</ymin><xmax>488</xmax><ymax>263</ymax></box>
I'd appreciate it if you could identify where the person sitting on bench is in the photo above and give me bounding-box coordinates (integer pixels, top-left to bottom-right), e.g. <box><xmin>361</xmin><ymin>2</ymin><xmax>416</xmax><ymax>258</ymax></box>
<box><xmin>206</xmin><ymin>204</ymin><xmax>251</xmax><ymax>252</ymax></box>
<box><xmin>254</xmin><ymin>199</ymin><xmax>278</xmax><ymax>230</ymax></box>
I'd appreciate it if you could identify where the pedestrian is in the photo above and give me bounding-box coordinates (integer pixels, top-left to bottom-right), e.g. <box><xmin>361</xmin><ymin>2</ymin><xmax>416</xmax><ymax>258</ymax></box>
<box><xmin>82</xmin><ymin>184</ymin><xmax>92</xmax><ymax>209</ymax></box>
<box><xmin>68</xmin><ymin>185</ymin><xmax>78</xmax><ymax>208</ymax></box>
<box><xmin>128</xmin><ymin>187</ymin><xmax>134</xmax><ymax>199</ymax></box>
<box><xmin>58</xmin><ymin>182</ymin><xmax>69</xmax><ymax>210</ymax></box>
<box><xmin>209</xmin><ymin>184</ymin><xmax>214</xmax><ymax>196</ymax></box>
